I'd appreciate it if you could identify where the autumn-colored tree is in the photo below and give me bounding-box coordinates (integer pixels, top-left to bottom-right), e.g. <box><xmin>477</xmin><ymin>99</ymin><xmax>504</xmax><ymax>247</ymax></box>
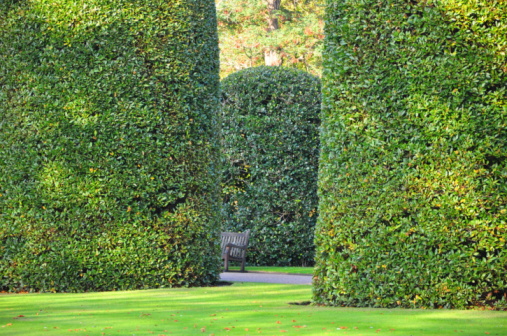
<box><xmin>216</xmin><ymin>0</ymin><xmax>324</xmax><ymax>77</ymax></box>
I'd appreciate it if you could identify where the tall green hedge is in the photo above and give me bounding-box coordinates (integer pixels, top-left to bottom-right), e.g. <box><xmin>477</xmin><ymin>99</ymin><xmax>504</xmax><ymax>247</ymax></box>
<box><xmin>221</xmin><ymin>66</ymin><xmax>320</xmax><ymax>266</ymax></box>
<box><xmin>0</xmin><ymin>0</ymin><xmax>221</xmax><ymax>292</ymax></box>
<box><xmin>314</xmin><ymin>0</ymin><xmax>507</xmax><ymax>309</ymax></box>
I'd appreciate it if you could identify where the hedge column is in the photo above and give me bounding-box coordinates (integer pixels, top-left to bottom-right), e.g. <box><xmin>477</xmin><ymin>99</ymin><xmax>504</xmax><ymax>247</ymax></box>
<box><xmin>221</xmin><ymin>66</ymin><xmax>321</xmax><ymax>266</ymax></box>
<box><xmin>314</xmin><ymin>0</ymin><xmax>507</xmax><ymax>308</ymax></box>
<box><xmin>0</xmin><ymin>0</ymin><xmax>221</xmax><ymax>292</ymax></box>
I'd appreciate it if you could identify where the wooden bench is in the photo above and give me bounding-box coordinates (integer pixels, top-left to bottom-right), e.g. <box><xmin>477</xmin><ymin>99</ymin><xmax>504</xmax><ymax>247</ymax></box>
<box><xmin>221</xmin><ymin>230</ymin><xmax>250</xmax><ymax>272</ymax></box>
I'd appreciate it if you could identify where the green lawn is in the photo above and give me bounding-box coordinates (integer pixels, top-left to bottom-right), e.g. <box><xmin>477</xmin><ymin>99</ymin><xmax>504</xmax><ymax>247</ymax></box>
<box><xmin>1</xmin><ymin>282</ymin><xmax>506</xmax><ymax>336</ymax></box>
<box><xmin>227</xmin><ymin>266</ymin><xmax>314</xmax><ymax>274</ymax></box>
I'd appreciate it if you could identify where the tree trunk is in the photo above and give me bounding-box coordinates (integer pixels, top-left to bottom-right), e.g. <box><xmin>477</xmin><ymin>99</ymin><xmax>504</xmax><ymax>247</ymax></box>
<box><xmin>265</xmin><ymin>0</ymin><xmax>282</xmax><ymax>66</ymax></box>
<box><xmin>266</xmin><ymin>0</ymin><xmax>281</xmax><ymax>31</ymax></box>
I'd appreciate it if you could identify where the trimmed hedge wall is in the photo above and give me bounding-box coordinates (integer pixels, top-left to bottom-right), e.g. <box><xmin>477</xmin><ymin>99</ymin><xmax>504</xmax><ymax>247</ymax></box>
<box><xmin>0</xmin><ymin>0</ymin><xmax>221</xmax><ymax>292</ymax></box>
<box><xmin>221</xmin><ymin>66</ymin><xmax>320</xmax><ymax>266</ymax></box>
<box><xmin>314</xmin><ymin>0</ymin><xmax>507</xmax><ymax>308</ymax></box>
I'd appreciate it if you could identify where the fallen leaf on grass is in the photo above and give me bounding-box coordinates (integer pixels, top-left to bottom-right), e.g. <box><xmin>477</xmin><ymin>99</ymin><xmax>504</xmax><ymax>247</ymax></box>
<box><xmin>293</xmin><ymin>325</ymin><xmax>305</xmax><ymax>328</ymax></box>
<box><xmin>201</xmin><ymin>327</ymin><xmax>206</xmax><ymax>332</ymax></box>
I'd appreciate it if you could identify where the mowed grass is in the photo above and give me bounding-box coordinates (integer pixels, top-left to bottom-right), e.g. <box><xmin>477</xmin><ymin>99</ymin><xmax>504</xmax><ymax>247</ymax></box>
<box><xmin>1</xmin><ymin>282</ymin><xmax>507</xmax><ymax>336</ymax></box>
<box><xmin>228</xmin><ymin>266</ymin><xmax>313</xmax><ymax>275</ymax></box>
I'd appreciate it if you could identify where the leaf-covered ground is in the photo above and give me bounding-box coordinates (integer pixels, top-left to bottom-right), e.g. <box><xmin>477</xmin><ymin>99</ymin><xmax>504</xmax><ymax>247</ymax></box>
<box><xmin>1</xmin><ymin>282</ymin><xmax>506</xmax><ymax>335</ymax></box>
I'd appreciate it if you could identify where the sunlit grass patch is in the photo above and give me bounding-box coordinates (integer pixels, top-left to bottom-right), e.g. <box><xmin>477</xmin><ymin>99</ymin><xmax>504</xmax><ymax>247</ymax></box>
<box><xmin>1</xmin><ymin>283</ymin><xmax>506</xmax><ymax>335</ymax></box>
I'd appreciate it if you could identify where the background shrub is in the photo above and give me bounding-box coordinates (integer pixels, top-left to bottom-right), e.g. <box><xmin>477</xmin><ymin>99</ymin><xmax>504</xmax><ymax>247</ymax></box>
<box><xmin>221</xmin><ymin>66</ymin><xmax>320</xmax><ymax>266</ymax></box>
<box><xmin>0</xmin><ymin>0</ymin><xmax>221</xmax><ymax>292</ymax></box>
<box><xmin>314</xmin><ymin>0</ymin><xmax>507</xmax><ymax>309</ymax></box>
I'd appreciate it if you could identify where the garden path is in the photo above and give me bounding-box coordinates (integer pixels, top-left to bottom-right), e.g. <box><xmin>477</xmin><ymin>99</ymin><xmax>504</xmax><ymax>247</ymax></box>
<box><xmin>219</xmin><ymin>271</ymin><xmax>312</xmax><ymax>285</ymax></box>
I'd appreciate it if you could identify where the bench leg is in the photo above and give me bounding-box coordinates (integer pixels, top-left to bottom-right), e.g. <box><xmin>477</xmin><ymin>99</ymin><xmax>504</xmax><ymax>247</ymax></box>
<box><xmin>240</xmin><ymin>258</ymin><xmax>246</xmax><ymax>272</ymax></box>
<box><xmin>224</xmin><ymin>254</ymin><xmax>229</xmax><ymax>272</ymax></box>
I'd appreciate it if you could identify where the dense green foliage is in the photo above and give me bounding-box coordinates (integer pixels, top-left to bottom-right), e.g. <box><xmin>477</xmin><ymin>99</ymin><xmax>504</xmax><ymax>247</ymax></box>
<box><xmin>216</xmin><ymin>0</ymin><xmax>324</xmax><ymax>77</ymax></box>
<box><xmin>221</xmin><ymin>66</ymin><xmax>320</xmax><ymax>266</ymax></box>
<box><xmin>314</xmin><ymin>0</ymin><xmax>507</xmax><ymax>309</ymax></box>
<box><xmin>0</xmin><ymin>0</ymin><xmax>221</xmax><ymax>292</ymax></box>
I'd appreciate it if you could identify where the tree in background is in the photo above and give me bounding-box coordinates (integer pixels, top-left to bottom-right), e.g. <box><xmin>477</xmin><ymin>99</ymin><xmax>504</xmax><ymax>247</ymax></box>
<box><xmin>216</xmin><ymin>0</ymin><xmax>324</xmax><ymax>78</ymax></box>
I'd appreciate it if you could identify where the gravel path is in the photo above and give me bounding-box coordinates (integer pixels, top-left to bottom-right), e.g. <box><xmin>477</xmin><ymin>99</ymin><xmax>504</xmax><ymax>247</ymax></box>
<box><xmin>219</xmin><ymin>272</ymin><xmax>312</xmax><ymax>285</ymax></box>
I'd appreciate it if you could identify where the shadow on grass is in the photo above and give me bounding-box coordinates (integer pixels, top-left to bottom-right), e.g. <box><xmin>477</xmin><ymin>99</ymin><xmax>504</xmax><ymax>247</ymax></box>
<box><xmin>1</xmin><ymin>283</ymin><xmax>506</xmax><ymax>336</ymax></box>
